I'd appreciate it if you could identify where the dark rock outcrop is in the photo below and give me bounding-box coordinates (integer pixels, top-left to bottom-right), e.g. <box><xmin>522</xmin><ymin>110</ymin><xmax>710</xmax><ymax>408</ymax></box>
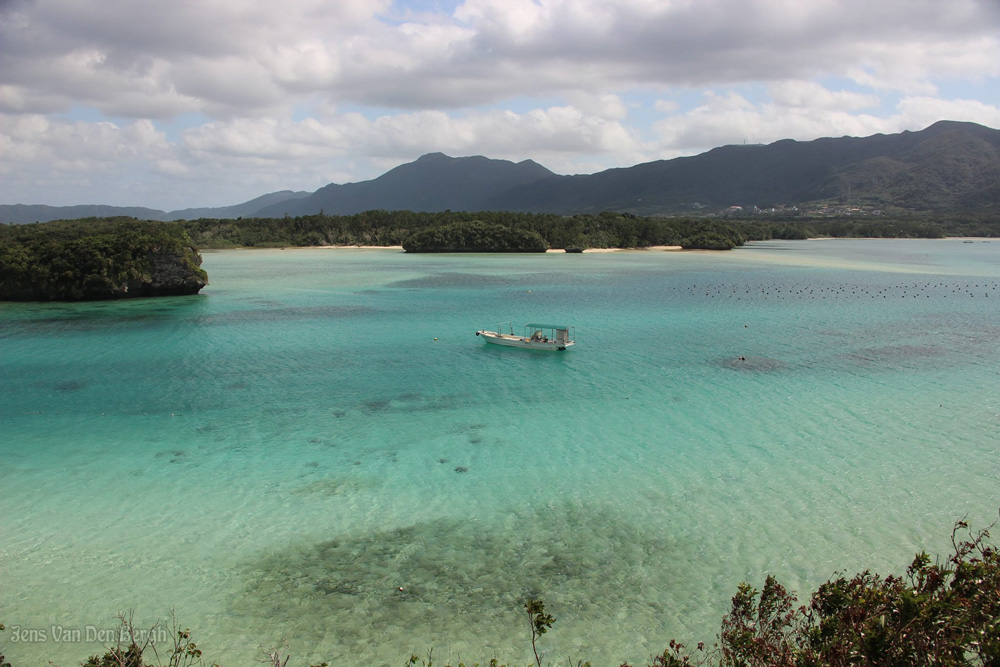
<box><xmin>142</xmin><ymin>247</ymin><xmax>208</xmax><ymax>297</ymax></box>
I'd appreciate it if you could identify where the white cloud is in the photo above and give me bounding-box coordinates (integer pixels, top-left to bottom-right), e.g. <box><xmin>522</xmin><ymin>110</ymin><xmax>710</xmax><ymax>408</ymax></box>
<box><xmin>4</xmin><ymin>0</ymin><xmax>998</xmax><ymax>116</ymax></box>
<box><xmin>894</xmin><ymin>96</ymin><xmax>1000</xmax><ymax>131</ymax></box>
<box><xmin>768</xmin><ymin>81</ymin><xmax>880</xmax><ymax>112</ymax></box>
<box><xmin>0</xmin><ymin>100</ymin><xmax>643</xmax><ymax>208</ymax></box>
<box><xmin>183</xmin><ymin>104</ymin><xmax>638</xmax><ymax>165</ymax></box>
<box><xmin>183</xmin><ymin>116</ymin><xmax>365</xmax><ymax>161</ymax></box>
<box><xmin>1</xmin><ymin>0</ymin><xmax>999</xmax><ymax>207</ymax></box>
<box><xmin>565</xmin><ymin>92</ymin><xmax>629</xmax><ymax>121</ymax></box>
<box><xmin>0</xmin><ymin>114</ymin><xmax>180</xmax><ymax>205</ymax></box>
<box><xmin>0</xmin><ymin>115</ymin><xmax>171</xmax><ymax>168</ymax></box>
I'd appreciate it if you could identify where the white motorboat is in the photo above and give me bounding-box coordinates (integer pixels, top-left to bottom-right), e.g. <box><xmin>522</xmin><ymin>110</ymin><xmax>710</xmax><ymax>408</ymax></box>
<box><xmin>476</xmin><ymin>322</ymin><xmax>575</xmax><ymax>350</ymax></box>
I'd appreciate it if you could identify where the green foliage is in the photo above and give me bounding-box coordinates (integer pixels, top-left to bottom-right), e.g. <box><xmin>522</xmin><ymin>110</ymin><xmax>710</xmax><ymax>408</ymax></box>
<box><xmin>82</xmin><ymin>642</ymin><xmax>146</xmax><ymax>667</ymax></box>
<box><xmin>525</xmin><ymin>598</ymin><xmax>555</xmax><ymax>667</ymax></box>
<box><xmin>79</xmin><ymin>612</ymin><xmax>219</xmax><ymax>667</ymax></box>
<box><xmin>0</xmin><ymin>218</ymin><xmax>207</xmax><ymax>301</ymax></box>
<box><xmin>668</xmin><ymin>516</ymin><xmax>1000</xmax><ymax>667</ymax></box>
<box><xmin>168</xmin><ymin>211</ymin><xmax>785</xmax><ymax>251</ymax></box>
<box><xmin>7</xmin><ymin>210</ymin><xmax>980</xmax><ymax>271</ymax></box>
<box><xmin>403</xmin><ymin>220</ymin><xmax>548</xmax><ymax>252</ymax></box>
<box><xmin>796</xmin><ymin>519</ymin><xmax>1000</xmax><ymax>665</ymax></box>
<box><xmin>717</xmin><ymin>577</ymin><xmax>800</xmax><ymax>667</ymax></box>
<box><xmin>932</xmin><ymin>213</ymin><xmax>1000</xmax><ymax>237</ymax></box>
<box><xmin>679</xmin><ymin>232</ymin><xmax>738</xmax><ymax>250</ymax></box>
<box><xmin>806</xmin><ymin>217</ymin><xmax>947</xmax><ymax>239</ymax></box>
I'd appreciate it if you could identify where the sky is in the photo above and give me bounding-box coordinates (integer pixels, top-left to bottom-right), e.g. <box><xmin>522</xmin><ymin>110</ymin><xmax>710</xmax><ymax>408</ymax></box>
<box><xmin>1</xmin><ymin>0</ymin><xmax>999</xmax><ymax>211</ymax></box>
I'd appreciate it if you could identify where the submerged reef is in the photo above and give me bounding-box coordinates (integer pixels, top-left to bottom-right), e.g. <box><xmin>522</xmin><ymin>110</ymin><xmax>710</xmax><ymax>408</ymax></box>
<box><xmin>233</xmin><ymin>503</ymin><xmax>680</xmax><ymax>661</ymax></box>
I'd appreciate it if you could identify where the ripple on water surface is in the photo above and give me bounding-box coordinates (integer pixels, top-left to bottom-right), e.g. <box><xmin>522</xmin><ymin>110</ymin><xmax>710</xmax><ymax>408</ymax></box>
<box><xmin>2</xmin><ymin>241</ymin><xmax>1000</xmax><ymax>666</ymax></box>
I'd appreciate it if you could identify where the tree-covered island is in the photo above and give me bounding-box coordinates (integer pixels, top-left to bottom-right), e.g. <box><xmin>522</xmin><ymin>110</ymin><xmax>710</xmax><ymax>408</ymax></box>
<box><xmin>2</xmin><ymin>208</ymin><xmax>993</xmax><ymax>301</ymax></box>
<box><xmin>0</xmin><ymin>219</ymin><xmax>207</xmax><ymax>301</ymax></box>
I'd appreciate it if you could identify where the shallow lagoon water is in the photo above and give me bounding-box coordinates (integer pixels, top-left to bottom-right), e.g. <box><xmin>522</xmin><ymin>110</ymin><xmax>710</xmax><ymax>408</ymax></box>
<box><xmin>2</xmin><ymin>239</ymin><xmax>1000</xmax><ymax>666</ymax></box>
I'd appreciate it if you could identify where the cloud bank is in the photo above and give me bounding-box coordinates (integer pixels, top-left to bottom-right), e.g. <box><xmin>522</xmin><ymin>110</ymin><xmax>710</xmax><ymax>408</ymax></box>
<box><xmin>1</xmin><ymin>0</ymin><xmax>998</xmax><ymax>208</ymax></box>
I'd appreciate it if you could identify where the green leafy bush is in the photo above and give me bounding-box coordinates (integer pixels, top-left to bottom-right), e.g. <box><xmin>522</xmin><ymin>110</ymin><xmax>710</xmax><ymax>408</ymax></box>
<box><xmin>679</xmin><ymin>232</ymin><xmax>738</xmax><ymax>250</ymax></box>
<box><xmin>662</xmin><ymin>516</ymin><xmax>1000</xmax><ymax>667</ymax></box>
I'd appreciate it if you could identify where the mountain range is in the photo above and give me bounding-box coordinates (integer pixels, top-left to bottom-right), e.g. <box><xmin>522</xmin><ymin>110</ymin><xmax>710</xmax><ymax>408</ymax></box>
<box><xmin>3</xmin><ymin>120</ymin><xmax>998</xmax><ymax>224</ymax></box>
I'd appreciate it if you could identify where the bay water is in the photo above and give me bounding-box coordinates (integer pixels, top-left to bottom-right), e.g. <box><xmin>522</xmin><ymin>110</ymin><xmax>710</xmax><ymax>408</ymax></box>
<box><xmin>2</xmin><ymin>239</ymin><xmax>999</xmax><ymax>666</ymax></box>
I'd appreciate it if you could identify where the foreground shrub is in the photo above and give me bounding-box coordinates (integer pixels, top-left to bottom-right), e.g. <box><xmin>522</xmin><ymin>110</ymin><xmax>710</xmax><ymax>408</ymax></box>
<box><xmin>662</xmin><ymin>515</ymin><xmax>1000</xmax><ymax>667</ymax></box>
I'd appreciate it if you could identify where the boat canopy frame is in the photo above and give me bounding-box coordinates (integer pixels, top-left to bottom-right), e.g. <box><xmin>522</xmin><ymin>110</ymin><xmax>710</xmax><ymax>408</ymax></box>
<box><xmin>522</xmin><ymin>323</ymin><xmax>575</xmax><ymax>344</ymax></box>
<box><xmin>523</xmin><ymin>323</ymin><xmax>571</xmax><ymax>331</ymax></box>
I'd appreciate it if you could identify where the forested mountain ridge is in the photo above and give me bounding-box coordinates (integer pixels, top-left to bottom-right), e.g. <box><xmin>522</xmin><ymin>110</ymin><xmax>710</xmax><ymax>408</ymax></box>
<box><xmin>491</xmin><ymin>121</ymin><xmax>1000</xmax><ymax>214</ymax></box>
<box><xmin>253</xmin><ymin>153</ymin><xmax>558</xmax><ymax>218</ymax></box>
<box><xmin>163</xmin><ymin>190</ymin><xmax>311</xmax><ymax>221</ymax></box>
<box><xmin>0</xmin><ymin>191</ymin><xmax>309</xmax><ymax>225</ymax></box>
<box><xmin>2</xmin><ymin>121</ymin><xmax>998</xmax><ymax>224</ymax></box>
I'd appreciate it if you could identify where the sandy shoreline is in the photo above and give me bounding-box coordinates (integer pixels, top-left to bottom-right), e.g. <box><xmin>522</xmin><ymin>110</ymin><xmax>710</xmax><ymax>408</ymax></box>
<box><xmin>808</xmin><ymin>236</ymin><xmax>998</xmax><ymax>241</ymax></box>
<box><xmin>245</xmin><ymin>244</ymin><xmax>405</xmax><ymax>250</ymax></box>
<box><xmin>206</xmin><ymin>238</ymin><xmax>996</xmax><ymax>254</ymax></box>
<box><xmin>213</xmin><ymin>244</ymin><xmax>688</xmax><ymax>252</ymax></box>
<box><xmin>545</xmin><ymin>245</ymin><xmax>683</xmax><ymax>253</ymax></box>
<box><xmin>311</xmin><ymin>244</ymin><xmax>686</xmax><ymax>252</ymax></box>
<box><xmin>314</xmin><ymin>244</ymin><xmax>404</xmax><ymax>249</ymax></box>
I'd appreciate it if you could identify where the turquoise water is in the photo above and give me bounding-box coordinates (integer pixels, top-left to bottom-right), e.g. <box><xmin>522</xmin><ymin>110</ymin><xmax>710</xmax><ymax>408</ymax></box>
<box><xmin>2</xmin><ymin>240</ymin><xmax>1000</xmax><ymax>666</ymax></box>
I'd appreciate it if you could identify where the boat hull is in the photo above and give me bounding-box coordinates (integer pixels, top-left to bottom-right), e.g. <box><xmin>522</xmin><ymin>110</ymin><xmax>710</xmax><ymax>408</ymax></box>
<box><xmin>476</xmin><ymin>330</ymin><xmax>573</xmax><ymax>350</ymax></box>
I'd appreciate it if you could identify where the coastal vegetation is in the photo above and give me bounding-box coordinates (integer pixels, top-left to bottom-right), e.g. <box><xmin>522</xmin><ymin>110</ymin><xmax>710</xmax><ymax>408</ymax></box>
<box><xmin>2</xmin><ymin>518</ymin><xmax>996</xmax><ymax>667</ymax></box>
<box><xmin>0</xmin><ymin>210</ymin><xmax>991</xmax><ymax>300</ymax></box>
<box><xmin>0</xmin><ymin>219</ymin><xmax>207</xmax><ymax>301</ymax></box>
<box><xmin>3</xmin><ymin>210</ymin><xmax>995</xmax><ymax>262</ymax></box>
<box><xmin>171</xmin><ymin>210</ymin><xmax>995</xmax><ymax>251</ymax></box>
<box><xmin>402</xmin><ymin>220</ymin><xmax>548</xmax><ymax>252</ymax></box>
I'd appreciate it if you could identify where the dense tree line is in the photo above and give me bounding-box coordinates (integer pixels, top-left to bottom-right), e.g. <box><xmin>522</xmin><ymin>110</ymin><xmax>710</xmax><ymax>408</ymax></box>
<box><xmin>0</xmin><ymin>218</ymin><xmax>207</xmax><ymax>301</ymax></box>
<box><xmin>170</xmin><ymin>210</ymin><xmax>997</xmax><ymax>251</ymax></box>
<box><xmin>4</xmin><ymin>210</ymin><xmax>996</xmax><ymax>265</ymax></box>
<box><xmin>171</xmin><ymin>211</ymin><xmax>767</xmax><ymax>250</ymax></box>
<box><xmin>402</xmin><ymin>220</ymin><xmax>548</xmax><ymax>252</ymax></box>
<box><xmin>927</xmin><ymin>212</ymin><xmax>1000</xmax><ymax>238</ymax></box>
